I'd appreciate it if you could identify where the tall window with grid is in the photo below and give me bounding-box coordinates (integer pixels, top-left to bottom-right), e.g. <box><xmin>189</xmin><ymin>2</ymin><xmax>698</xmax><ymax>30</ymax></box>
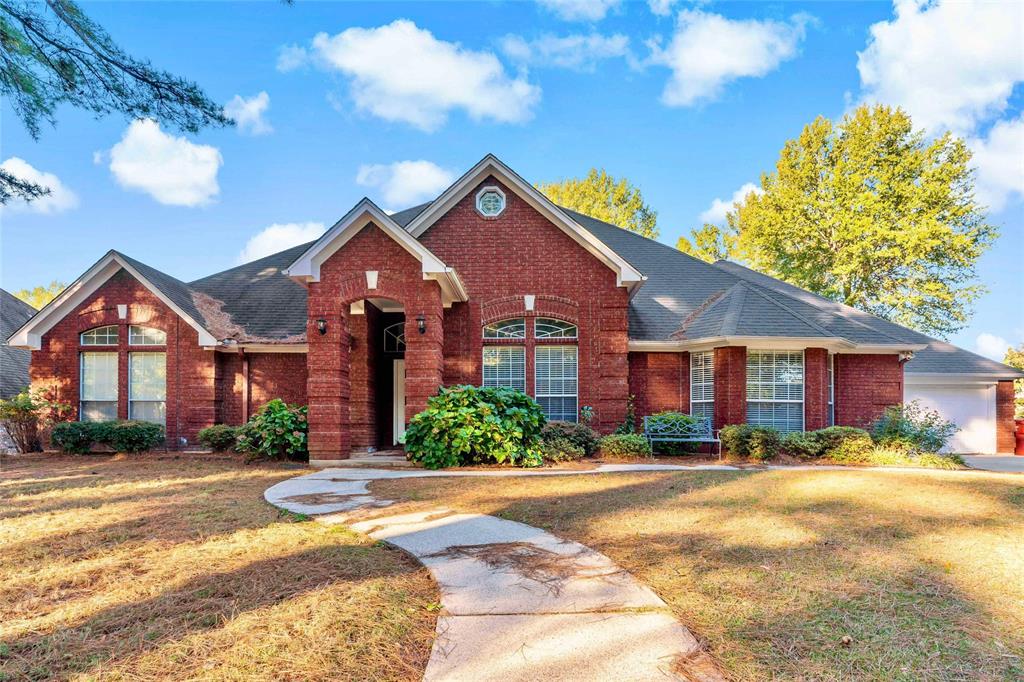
<box><xmin>746</xmin><ymin>350</ymin><xmax>804</xmax><ymax>433</ymax></box>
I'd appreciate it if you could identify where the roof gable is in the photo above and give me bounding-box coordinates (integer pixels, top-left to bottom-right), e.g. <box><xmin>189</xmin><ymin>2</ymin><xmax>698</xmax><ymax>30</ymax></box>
<box><xmin>7</xmin><ymin>251</ymin><xmax>218</xmax><ymax>349</ymax></box>
<box><xmin>285</xmin><ymin>199</ymin><xmax>467</xmax><ymax>305</ymax></box>
<box><xmin>403</xmin><ymin>154</ymin><xmax>645</xmax><ymax>291</ymax></box>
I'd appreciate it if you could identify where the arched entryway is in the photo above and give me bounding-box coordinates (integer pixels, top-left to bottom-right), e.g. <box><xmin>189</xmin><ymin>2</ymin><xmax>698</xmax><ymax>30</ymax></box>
<box><xmin>347</xmin><ymin>297</ymin><xmax>407</xmax><ymax>452</ymax></box>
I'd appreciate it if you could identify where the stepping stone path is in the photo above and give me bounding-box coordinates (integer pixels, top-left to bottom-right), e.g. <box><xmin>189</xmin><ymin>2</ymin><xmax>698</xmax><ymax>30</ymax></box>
<box><xmin>266</xmin><ymin>465</ymin><xmax>727</xmax><ymax>681</ymax></box>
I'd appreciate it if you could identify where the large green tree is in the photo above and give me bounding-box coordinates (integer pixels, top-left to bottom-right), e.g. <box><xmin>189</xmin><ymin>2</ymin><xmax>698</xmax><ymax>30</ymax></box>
<box><xmin>676</xmin><ymin>223</ymin><xmax>733</xmax><ymax>263</ymax></box>
<box><xmin>720</xmin><ymin>104</ymin><xmax>996</xmax><ymax>338</ymax></box>
<box><xmin>1006</xmin><ymin>344</ymin><xmax>1024</xmax><ymax>419</ymax></box>
<box><xmin>0</xmin><ymin>0</ymin><xmax>231</xmax><ymax>203</ymax></box>
<box><xmin>13</xmin><ymin>280</ymin><xmax>66</xmax><ymax>309</ymax></box>
<box><xmin>538</xmin><ymin>168</ymin><xmax>659</xmax><ymax>239</ymax></box>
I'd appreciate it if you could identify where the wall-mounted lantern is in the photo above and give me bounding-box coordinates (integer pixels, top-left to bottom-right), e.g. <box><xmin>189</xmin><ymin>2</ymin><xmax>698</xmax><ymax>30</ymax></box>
<box><xmin>316</xmin><ymin>318</ymin><xmax>328</xmax><ymax>335</ymax></box>
<box><xmin>416</xmin><ymin>313</ymin><xmax>427</xmax><ymax>335</ymax></box>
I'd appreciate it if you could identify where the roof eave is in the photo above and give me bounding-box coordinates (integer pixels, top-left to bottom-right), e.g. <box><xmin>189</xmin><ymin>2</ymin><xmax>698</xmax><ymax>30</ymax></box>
<box><xmin>627</xmin><ymin>337</ymin><xmax>929</xmax><ymax>353</ymax></box>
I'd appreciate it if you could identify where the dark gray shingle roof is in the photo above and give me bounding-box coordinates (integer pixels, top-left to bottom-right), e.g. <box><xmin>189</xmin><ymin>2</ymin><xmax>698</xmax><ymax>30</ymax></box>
<box><xmin>1</xmin><ymin>289</ymin><xmax>35</xmax><ymax>398</ymax></box>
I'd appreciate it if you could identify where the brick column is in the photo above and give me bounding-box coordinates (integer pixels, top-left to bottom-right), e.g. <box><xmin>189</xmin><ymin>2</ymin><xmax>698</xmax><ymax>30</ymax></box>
<box><xmin>347</xmin><ymin>305</ymin><xmax>380</xmax><ymax>451</ymax></box>
<box><xmin>996</xmin><ymin>380</ymin><xmax>1016</xmax><ymax>453</ymax></box>
<box><xmin>714</xmin><ymin>346</ymin><xmax>747</xmax><ymax>430</ymax></box>
<box><xmin>804</xmin><ymin>348</ymin><xmax>829</xmax><ymax>431</ymax></box>
<box><xmin>307</xmin><ymin>311</ymin><xmax>350</xmax><ymax>462</ymax></box>
<box><xmin>403</xmin><ymin>298</ymin><xmax>444</xmax><ymax>420</ymax></box>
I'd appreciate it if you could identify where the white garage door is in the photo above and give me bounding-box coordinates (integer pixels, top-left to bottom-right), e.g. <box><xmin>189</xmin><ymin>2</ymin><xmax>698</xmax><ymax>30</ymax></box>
<box><xmin>904</xmin><ymin>384</ymin><xmax>996</xmax><ymax>454</ymax></box>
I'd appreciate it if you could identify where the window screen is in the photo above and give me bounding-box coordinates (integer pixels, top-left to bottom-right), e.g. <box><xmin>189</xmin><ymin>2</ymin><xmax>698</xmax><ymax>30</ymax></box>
<box><xmin>81</xmin><ymin>352</ymin><xmax>118</xmax><ymax>421</ymax></box>
<box><xmin>535</xmin><ymin>345</ymin><xmax>578</xmax><ymax>422</ymax></box>
<box><xmin>746</xmin><ymin>350</ymin><xmax>804</xmax><ymax>433</ymax></box>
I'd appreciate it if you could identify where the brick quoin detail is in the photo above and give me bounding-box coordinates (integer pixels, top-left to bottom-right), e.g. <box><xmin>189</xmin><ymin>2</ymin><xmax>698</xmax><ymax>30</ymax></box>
<box><xmin>420</xmin><ymin>176</ymin><xmax>629</xmax><ymax>432</ymax></box>
<box><xmin>996</xmin><ymin>380</ymin><xmax>1015</xmax><ymax>453</ymax></box>
<box><xmin>804</xmin><ymin>348</ymin><xmax>829</xmax><ymax>431</ymax></box>
<box><xmin>306</xmin><ymin>222</ymin><xmax>444</xmax><ymax>460</ymax></box>
<box><xmin>833</xmin><ymin>354</ymin><xmax>903</xmax><ymax>428</ymax></box>
<box><xmin>713</xmin><ymin>346</ymin><xmax>747</xmax><ymax>430</ymax></box>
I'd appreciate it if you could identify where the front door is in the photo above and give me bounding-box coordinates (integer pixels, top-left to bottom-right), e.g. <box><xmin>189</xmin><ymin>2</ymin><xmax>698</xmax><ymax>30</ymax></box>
<box><xmin>392</xmin><ymin>359</ymin><xmax>405</xmax><ymax>445</ymax></box>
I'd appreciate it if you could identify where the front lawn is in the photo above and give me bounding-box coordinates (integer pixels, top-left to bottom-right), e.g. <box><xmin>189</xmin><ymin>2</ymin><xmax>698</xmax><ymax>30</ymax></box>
<box><xmin>0</xmin><ymin>454</ymin><xmax>437</xmax><ymax>681</ymax></box>
<box><xmin>369</xmin><ymin>468</ymin><xmax>1024</xmax><ymax>681</ymax></box>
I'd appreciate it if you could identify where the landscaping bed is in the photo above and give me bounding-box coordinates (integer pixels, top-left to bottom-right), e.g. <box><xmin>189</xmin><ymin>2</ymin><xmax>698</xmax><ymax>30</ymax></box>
<box><xmin>368</xmin><ymin>468</ymin><xmax>1024</xmax><ymax>680</ymax></box>
<box><xmin>0</xmin><ymin>454</ymin><xmax>437</xmax><ymax>681</ymax></box>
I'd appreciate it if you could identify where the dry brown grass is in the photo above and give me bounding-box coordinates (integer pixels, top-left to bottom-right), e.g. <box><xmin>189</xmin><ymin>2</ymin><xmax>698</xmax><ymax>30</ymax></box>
<box><xmin>371</xmin><ymin>468</ymin><xmax>1024</xmax><ymax>681</ymax></box>
<box><xmin>0</xmin><ymin>454</ymin><xmax>437</xmax><ymax>681</ymax></box>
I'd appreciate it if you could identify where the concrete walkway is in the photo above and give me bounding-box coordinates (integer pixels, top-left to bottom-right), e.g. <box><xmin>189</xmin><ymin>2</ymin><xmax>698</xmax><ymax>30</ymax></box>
<box><xmin>961</xmin><ymin>455</ymin><xmax>1024</xmax><ymax>473</ymax></box>
<box><xmin>265</xmin><ymin>465</ymin><xmax>723</xmax><ymax>681</ymax></box>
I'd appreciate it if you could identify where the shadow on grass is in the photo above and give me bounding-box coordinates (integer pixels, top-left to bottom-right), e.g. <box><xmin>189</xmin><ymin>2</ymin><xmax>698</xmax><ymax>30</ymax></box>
<box><xmin>370</xmin><ymin>469</ymin><xmax>1024</xmax><ymax>680</ymax></box>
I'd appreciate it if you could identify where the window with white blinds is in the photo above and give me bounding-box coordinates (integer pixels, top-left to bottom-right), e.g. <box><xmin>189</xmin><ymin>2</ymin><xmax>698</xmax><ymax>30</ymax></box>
<box><xmin>129</xmin><ymin>352</ymin><xmax>166</xmax><ymax>425</ymax></box>
<box><xmin>746</xmin><ymin>350</ymin><xmax>804</xmax><ymax>433</ymax></box>
<box><xmin>80</xmin><ymin>352</ymin><xmax>118</xmax><ymax>421</ymax></box>
<box><xmin>690</xmin><ymin>351</ymin><xmax>714</xmax><ymax>424</ymax></box>
<box><xmin>535</xmin><ymin>345</ymin><xmax>578</xmax><ymax>422</ymax></box>
<box><xmin>482</xmin><ymin>346</ymin><xmax>525</xmax><ymax>392</ymax></box>
<box><xmin>827</xmin><ymin>353</ymin><xmax>835</xmax><ymax>426</ymax></box>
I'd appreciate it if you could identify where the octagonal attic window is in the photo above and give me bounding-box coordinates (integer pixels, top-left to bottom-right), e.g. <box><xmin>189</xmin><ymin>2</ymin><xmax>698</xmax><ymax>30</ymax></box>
<box><xmin>475</xmin><ymin>186</ymin><xmax>506</xmax><ymax>217</ymax></box>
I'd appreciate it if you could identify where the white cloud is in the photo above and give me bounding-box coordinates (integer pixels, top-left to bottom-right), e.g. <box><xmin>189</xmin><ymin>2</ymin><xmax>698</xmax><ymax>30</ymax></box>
<box><xmin>538</xmin><ymin>0</ymin><xmax>621</xmax><ymax>22</ymax></box>
<box><xmin>355</xmin><ymin>160</ymin><xmax>455</xmax><ymax>207</ymax></box>
<box><xmin>238</xmin><ymin>222</ymin><xmax>325</xmax><ymax>264</ymax></box>
<box><xmin>857</xmin><ymin>0</ymin><xmax>1024</xmax><ymax>137</ymax></box>
<box><xmin>650</xmin><ymin>10</ymin><xmax>811</xmax><ymax>107</ymax></box>
<box><xmin>276</xmin><ymin>44</ymin><xmax>308</xmax><ymax>72</ymax></box>
<box><xmin>699</xmin><ymin>182</ymin><xmax>762</xmax><ymax>224</ymax></box>
<box><xmin>500</xmin><ymin>33</ymin><xmax>630</xmax><ymax>71</ymax></box>
<box><xmin>976</xmin><ymin>332</ymin><xmax>1010</xmax><ymax>361</ymax></box>
<box><xmin>305</xmin><ymin>20</ymin><xmax>540</xmax><ymax>131</ymax></box>
<box><xmin>223</xmin><ymin>92</ymin><xmax>273</xmax><ymax>135</ymax></box>
<box><xmin>969</xmin><ymin>115</ymin><xmax>1024</xmax><ymax>213</ymax></box>
<box><xmin>109</xmin><ymin>119</ymin><xmax>222</xmax><ymax>207</ymax></box>
<box><xmin>648</xmin><ymin>0</ymin><xmax>675</xmax><ymax>17</ymax></box>
<box><xmin>0</xmin><ymin>157</ymin><xmax>78</xmax><ymax>214</ymax></box>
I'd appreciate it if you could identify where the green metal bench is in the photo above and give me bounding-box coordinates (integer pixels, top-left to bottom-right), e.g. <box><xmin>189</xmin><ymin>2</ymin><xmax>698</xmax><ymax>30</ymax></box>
<box><xmin>643</xmin><ymin>415</ymin><xmax>721</xmax><ymax>458</ymax></box>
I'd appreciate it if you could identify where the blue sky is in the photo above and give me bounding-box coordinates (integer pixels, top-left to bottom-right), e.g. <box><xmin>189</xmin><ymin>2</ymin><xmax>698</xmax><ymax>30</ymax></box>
<box><xmin>2</xmin><ymin>0</ymin><xmax>1021</xmax><ymax>359</ymax></box>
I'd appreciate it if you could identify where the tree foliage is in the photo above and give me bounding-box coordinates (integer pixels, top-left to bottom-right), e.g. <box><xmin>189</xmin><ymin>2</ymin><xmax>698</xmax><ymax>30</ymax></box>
<box><xmin>538</xmin><ymin>168</ymin><xmax>659</xmax><ymax>239</ymax></box>
<box><xmin>676</xmin><ymin>223</ymin><xmax>734</xmax><ymax>263</ymax></box>
<box><xmin>723</xmin><ymin>104</ymin><xmax>996</xmax><ymax>338</ymax></box>
<box><xmin>13</xmin><ymin>280</ymin><xmax>65</xmax><ymax>309</ymax></box>
<box><xmin>0</xmin><ymin>0</ymin><xmax>231</xmax><ymax>202</ymax></box>
<box><xmin>1005</xmin><ymin>344</ymin><xmax>1024</xmax><ymax>419</ymax></box>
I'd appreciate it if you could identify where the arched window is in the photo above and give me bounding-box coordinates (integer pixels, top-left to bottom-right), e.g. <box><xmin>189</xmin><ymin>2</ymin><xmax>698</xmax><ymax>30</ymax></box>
<box><xmin>81</xmin><ymin>326</ymin><xmax>118</xmax><ymax>345</ymax></box>
<box><xmin>129</xmin><ymin>325</ymin><xmax>166</xmax><ymax>345</ymax></box>
<box><xmin>383</xmin><ymin>322</ymin><xmax>406</xmax><ymax>353</ymax></box>
<box><xmin>481</xmin><ymin>315</ymin><xmax>579</xmax><ymax>422</ymax></box>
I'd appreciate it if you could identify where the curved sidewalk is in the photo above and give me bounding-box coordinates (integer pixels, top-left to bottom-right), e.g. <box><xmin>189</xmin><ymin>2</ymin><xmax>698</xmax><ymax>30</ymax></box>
<box><xmin>265</xmin><ymin>464</ymin><xmax>725</xmax><ymax>682</ymax></box>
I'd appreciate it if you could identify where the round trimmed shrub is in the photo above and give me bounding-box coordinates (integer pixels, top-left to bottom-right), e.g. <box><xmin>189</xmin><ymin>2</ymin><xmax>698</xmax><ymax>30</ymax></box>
<box><xmin>404</xmin><ymin>386</ymin><xmax>546</xmax><ymax>469</ymax></box>
<box><xmin>103</xmin><ymin>420</ymin><xmax>164</xmax><ymax>452</ymax></box>
<box><xmin>782</xmin><ymin>431</ymin><xmax>824</xmax><ymax>459</ymax></box>
<box><xmin>598</xmin><ymin>433</ymin><xmax>652</xmax><ymax>459</ymax></box>
<box><xmin>814</xmin><ymin>426</ymin><xmax>871</xmax><ymax>455</ymax></box>
<box><xmin>540</xmin><ymin>436</ymin><xmax>585</xmax><ymax>464</ymax></box>
<box><xmin>197</xmin><ymin>424</ymin><xmax>239</xmax><ymax>452</ymax></box>
<box><xmin>748</xmin><ymin>427</ymin><xmax>782</xmax><ymax>461</ymax></box>
<box><xmin>541</xmin><ymin>420</ymin><xmax>599</xmax><ymax>456</ymax></box>
<box><xmin>826</xmin><ymin>432</ymin><xmax>875</xmax><ymax>464</ymax></box>
<box><xmin>720</xmin><ymin>424</ymin><xmax>754</xmax><ymax>457</ymax></box>
<box><xmin>51</xmin><ymin>421</ymin><xmax>95</xmax><ymax>454</ymax></box>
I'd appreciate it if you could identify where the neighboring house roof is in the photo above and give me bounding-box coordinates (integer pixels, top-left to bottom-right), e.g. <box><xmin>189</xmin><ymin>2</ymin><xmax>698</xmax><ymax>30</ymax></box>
<box><xmin>1</xmin><ymin>289</ymin><xmax>34</xmax><ymax>398</ymax></box>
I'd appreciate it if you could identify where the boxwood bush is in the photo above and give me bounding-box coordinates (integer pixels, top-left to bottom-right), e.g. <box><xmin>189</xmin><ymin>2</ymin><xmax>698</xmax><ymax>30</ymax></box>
<box><xmin>719</xmin><ymin>424</ymin><xmax>755</xmax><ymax>457</ymax></box>
<box><xmin>541</xmin><ymin>420</ymin><xmax>599</xmax><ymax>456</ymax></box>
<box><xmin>748</xmin><ymin>427</ymin><xmax>782</xmax><ymax>461</ymax></box>
<box><xmin>197</xmin><ymin>424</ymin><xmax>239</xmax><ymax>451</ymax></box>
<box><xmin>404</xmin><ymin>386</ymin><xmax>546</xmax><ymax>469</ymax></box>
<box><xmin>50</xmin><ymin>420</ymin><xmax>164</xmax><ymax>454</ymax></box>
<box><xmin>597</xmin><ymin>433</ymin><xmax>652</xmax><ymax>459</ymax></box>
<box><xmin>540</xmin><ymin>436</ymin><xmax>585</xmax><ymax>464</ymax></box>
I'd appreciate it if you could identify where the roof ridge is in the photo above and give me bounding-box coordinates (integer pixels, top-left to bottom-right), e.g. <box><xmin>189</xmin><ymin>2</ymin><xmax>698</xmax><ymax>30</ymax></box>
<box><xmin>740</xmin><ymin>281</ymin><xmax>839</xmax><ymax>339</ymax></box>
<box><xmin>720</xmin><ymin>282</ymin><xmax>747</xmax><ymax>335</ymax></box>
<box><xmin>715</xmin><ymin>261</ymin><xmax>910</xmax><ymax>345</ymax></box>
<box><xmin>671</xmin><ymin>283</ymin><xmax>739</xmax><ymax>339</ymax></box>
<box><xmin>189</xmin><ymin>240</ymin><xmax>317</xmax><ymax>286</ymax></box>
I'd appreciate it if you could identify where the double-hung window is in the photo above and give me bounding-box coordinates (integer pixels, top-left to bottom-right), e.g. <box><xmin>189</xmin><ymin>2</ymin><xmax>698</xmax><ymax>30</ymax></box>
<box><xmin>482</xmin><ymin>346</ymin><xmax>526</xmax><ymax>391</ymax></box>
<box><xmin>746</xmin><ymin>350</ymin><xmax>804</xmax><ymax>433</ymax></box>
<box><xmin>129</xmin><ymin>352</ymin><xmax>167</xmax><ymax>424</ymax></box>
<box><xmin>80</xmin><ymin>352</ymin><xmax>118</xmax><ymax>421</ymax></box>
<box><xmin>690</xmin><ymin>351</ymin><xmax>714</xmax><ymax>424</ymax></box>
<box><xmin>827</xmin><ymin>354</ymin><xmax>835</xmax><ymax>426</ymax></box>
<box><xmin>535</xmin><ymin>345</ymin><xmax>577</xmax><ymax>421</ymax></box>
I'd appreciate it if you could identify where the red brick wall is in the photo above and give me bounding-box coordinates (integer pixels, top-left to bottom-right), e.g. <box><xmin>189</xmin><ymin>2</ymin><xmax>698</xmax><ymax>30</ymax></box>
<box><xmin>30</xmin><ymin>268</ymin><xmax>216</xmax><ymax>448</ymax></box>
<box><xmin>834</xmin><ymin>353</ymin><xmax>903</xmax><ymax>428</ymax></box>
<box><xmin>714</xmin><ymin>346</ymin><xmax>747</xmax><ymax>429</ymax></box>
<box><xmin>996</xmin><ymin>380</ymin><xmax>1015</xmax><ymax>453</ymax></box>
<box><xmin>804</xmin><ymin>348</ymin><xmax>829</xmax><ymax>431</ymax></box>
<box><xmin>628</xmin><ymin>352</ymin><xmax>690</xmax><ymax>429</ymax></box>
<box><xmin>216</xmin><ymin>352</ymin><xmax>308</xmax><ymax>426</ymax></box>
<box><xmin>306</xmin><ymin>222</ymin><xmax>444</xmax><ymax>460</ymax></box>
<box><xmin>419</xmin><ymin>176</ymin><xmax>630</xmax><ymax>432</ymax></box>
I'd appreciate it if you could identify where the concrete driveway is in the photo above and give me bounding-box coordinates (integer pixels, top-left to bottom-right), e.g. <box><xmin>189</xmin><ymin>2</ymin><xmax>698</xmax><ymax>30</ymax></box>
<box><xmin>962</xmin><ymin>455</ymin><xmax>1024</xmax><ymax>473</ymax></box>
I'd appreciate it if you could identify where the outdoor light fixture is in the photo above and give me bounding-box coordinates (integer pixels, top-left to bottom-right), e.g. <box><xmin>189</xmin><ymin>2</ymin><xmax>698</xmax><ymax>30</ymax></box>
<box><xmin>416</xmin><ymin>313</ymin><xmax>427</xmax><ymax>335</ymax></box>
<box><xmin>316</xmin><ymin>318</ymin><xmax>328</xmax><ymax>335</ymax></box>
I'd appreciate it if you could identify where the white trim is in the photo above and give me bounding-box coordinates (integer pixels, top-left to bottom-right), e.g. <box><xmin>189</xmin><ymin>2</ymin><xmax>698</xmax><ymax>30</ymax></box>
<box><xmin>628</xmin><ymin>337</ymin><xmax>928</xmax><ymax>354</ymax></box>
<box><xmin>403</xmin><ymin>154</ymin><xmax>646</xmax><ymax>292</ymax></box>
<box><xmin>8</xmin><ymin>252</ymin><xmax>218</xmax><ymax>349</ymax></box>
<box><xmin>905</xmin><ymin>373</ymin><xmax>1003</xmax><ymax>386</ymax></box>
<box><xmin>285</xmin><ymin>198</ymin><xmax>468</xmax><ymax>307</ymax></box>
<box><xmin>212</xmin><ymin>343</ymin><xmax>309</xmax><ymax>353</ymax></box>
<box><xmin>475</xmin><ymin>185</ymin><xmax>506</xmax><ymax>217</ymax></box>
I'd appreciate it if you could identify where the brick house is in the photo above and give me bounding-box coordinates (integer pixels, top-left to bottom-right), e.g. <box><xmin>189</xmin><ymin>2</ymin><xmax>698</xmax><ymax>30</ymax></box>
<box><xmin>8</xmin><ymin>155</ymin><xmax>1021</xmax><ymax>461</ymax></box>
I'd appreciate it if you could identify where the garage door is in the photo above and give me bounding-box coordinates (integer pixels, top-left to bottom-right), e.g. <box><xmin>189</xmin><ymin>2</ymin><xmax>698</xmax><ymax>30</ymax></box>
<box><xmin>904</xmin><ymin>384</ymin><xmax>996</xmax><ymax>454</ymax></box>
